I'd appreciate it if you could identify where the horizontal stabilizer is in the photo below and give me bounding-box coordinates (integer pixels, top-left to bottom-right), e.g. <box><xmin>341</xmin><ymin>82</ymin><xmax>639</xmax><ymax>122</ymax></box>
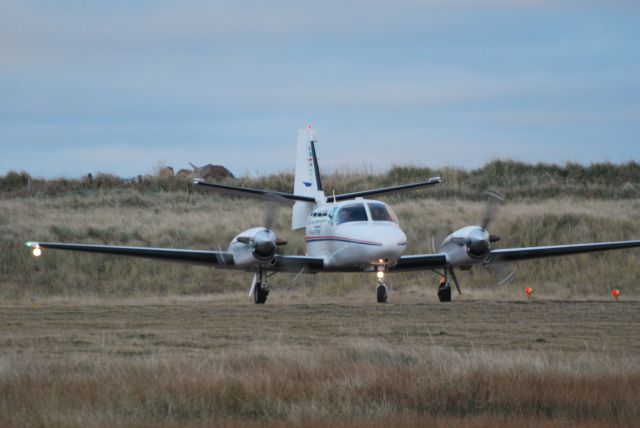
<box><xmin>194</xmin><ymin>179</ymin><xmax>315</xmax><ymax>205</ymax></box>
<box><xmin>328</xmin><ymin>176</ymin><xmax>442</xmax><ymax>202</ymax></box>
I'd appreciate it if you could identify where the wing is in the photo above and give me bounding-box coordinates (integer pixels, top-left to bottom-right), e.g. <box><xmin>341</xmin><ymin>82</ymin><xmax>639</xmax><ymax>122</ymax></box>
<box><xmin>26</xmin><ymin>242</ymin><xmax>236</xmax><ymax>267</ymax></box>
<box><xmin>273</xmin><ymin>255</ymin><xmax>325</xmax><ymax>273</ymax></box>
<box><xmin>385</xmin><ymin>239</ymin><xmax>640</xmax><ymax>272</ymax></box>
<box><xmin>193</xmin><ymin>179</ymin><xmax>315</xmax><ymax>205</ymax></box>
<box><xmin>25</xmin><ymin>241</ymin><xmax>327</xmax><ymax>273</ymax></box>
<box><xmin>489</xmin><ymin>240</ymin><xmax>640</xmax><ymax>263</ymax></box>
<box><xmin>389</xmin><ymin>254</ymin><xmax>448</xmax><ymax>272</ymax></box>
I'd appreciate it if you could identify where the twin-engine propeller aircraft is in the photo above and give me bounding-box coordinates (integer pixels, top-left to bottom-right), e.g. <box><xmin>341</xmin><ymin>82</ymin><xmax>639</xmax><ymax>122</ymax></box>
<box><xmin>26</xmin><ymin>128</ymin><xmax>640</xmax><ymax>303</ymax></box>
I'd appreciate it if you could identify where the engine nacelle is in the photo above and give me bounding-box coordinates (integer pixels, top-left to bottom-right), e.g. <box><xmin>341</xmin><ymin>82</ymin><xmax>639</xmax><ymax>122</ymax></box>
<box><xmin>438</xmin><ymin>225</ymin><xmax>497</xmax><ymax>267</ymax></box>
<box><xmin>228</xmin><ymin>227</ymin><xmax>278</xmax><ymax>266</ymax></box>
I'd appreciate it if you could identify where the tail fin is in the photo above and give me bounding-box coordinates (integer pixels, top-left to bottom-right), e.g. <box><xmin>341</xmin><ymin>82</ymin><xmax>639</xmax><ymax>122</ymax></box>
<box><xmin>292</xmin><ymin>127</ymin><xmax>325</xmax><ymax>230</ymax></box>
<box><xmin>294</xmin><ymin>127</ymin><xmax>324</xmax><ymax>198</ymax></box>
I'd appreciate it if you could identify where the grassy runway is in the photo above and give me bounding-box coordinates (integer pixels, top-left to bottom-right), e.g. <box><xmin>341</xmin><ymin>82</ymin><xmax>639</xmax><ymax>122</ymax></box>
<box><xmin>1</xmin><ymin>298</ymin><xmax>639</xmax><ymax>427</ymax></box>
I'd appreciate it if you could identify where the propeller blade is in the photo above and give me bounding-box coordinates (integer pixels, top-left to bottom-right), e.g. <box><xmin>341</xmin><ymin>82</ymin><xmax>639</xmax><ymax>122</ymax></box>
<box><xmin>497</xmin><ymin>270</ymin><xmax>517</xmax><ymax>286</ymax></box>
<box><xmin>481</xmin><ymin>189</ymin><xmax>505</xmax><ymax>230</ymax></box>
<box><xmin>291</xmin><ymin>266</ymin><xmax>307</xmax><ymax>284</ymax></box>
<box><xmin>248</xmin><ymin>273</ymin><xmax>258</xmax><ymax>297</ymax></box>
<box><xmin>215</xmin><ymin>244</ymin><xmax>228</xmax><ymax>265</ymax></box>
<box><xmin>263</xmin><ymin>198</ymin><xmax>284</xmax><ymax>231</ymax></box>
<box><xmin>430</xmin><ymin>225</ymin><xmax>451</xmax><ymax>253</ymax></box>
<box><xmin>486</xmin><ymin>262</ymin><xmax>517</xmax><ymax>286</ymax></box>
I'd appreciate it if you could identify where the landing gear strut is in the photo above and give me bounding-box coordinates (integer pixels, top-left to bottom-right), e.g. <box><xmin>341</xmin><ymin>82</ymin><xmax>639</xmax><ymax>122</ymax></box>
<box><xmin>253</xmin><ymin>268</ymin><xmax>270</xmax><ymax>304</ymax></box>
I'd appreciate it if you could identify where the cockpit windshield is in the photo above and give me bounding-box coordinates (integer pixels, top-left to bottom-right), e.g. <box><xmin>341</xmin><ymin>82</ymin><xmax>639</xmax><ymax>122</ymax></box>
<box><xmin>335</xmin><ymin>203</ymin><xmax>368</xmax><ymax>224</ymax></box>
<box><xmin>368</xmin><ymin>202</ymin><xmax>398</xmax><ymax>223</ymax></box>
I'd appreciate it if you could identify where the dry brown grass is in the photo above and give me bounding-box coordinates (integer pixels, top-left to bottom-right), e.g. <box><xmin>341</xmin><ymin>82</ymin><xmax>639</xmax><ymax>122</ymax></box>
<box><xmin>1</xmin><ymin>300</ymin><xmax>639</xmax><ymax>427</ymax></box>
<box><xmin>1</xmin><ymin>189</ymin><xmax>639</xmax><ymax>301</ymax></box>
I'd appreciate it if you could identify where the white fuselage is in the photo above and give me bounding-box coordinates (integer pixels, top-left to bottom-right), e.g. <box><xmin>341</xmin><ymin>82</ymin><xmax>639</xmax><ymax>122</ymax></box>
<box><xmin>305</xmin><ymin>199</ymin><xmax>407</xmax><ymax>268</ymax></box>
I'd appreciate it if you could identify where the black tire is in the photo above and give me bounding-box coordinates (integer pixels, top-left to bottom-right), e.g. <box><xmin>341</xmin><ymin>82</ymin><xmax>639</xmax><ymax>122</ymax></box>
<box><xmin>254</xmin><ymin>284</ymin><xmax>269</xmax><ymax>304</ymax></box>
<box><xmin>376</xmin><ymin>284</ymin><xmax>388</xmax><ymax>303</ymax></box>
<box><xmin>438</xmin><ymin>285</ymin><xmax>451</xmax><ymax>302</ymax></box>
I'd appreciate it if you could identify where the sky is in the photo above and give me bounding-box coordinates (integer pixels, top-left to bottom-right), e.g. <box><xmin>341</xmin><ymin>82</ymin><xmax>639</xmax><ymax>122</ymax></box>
<box><xmin>1</xmin><ymin>0</ymin><xmax>639</xmax><ymax>178</ymax></box>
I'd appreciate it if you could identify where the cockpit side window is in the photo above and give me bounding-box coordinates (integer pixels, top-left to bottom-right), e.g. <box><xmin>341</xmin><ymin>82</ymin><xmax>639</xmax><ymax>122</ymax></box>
<box><xmin>336</xmin><ymin>203</ymin><xmax>368</xmax><ymax>224</ymax></box>
<box><xmin>368</xmin><ymin>202</ymin><xmax>398</xmax><ymax>223</ymax></box>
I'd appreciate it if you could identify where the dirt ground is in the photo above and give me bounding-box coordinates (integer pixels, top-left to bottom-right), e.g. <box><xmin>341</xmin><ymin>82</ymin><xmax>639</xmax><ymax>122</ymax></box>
<box><xmin>2</xmin><ymin>298</ymin><xmax>638</xmax><ymax>359</ymax></box>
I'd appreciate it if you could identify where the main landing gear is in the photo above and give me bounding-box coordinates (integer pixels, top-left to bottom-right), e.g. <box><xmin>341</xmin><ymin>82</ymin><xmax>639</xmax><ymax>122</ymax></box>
<box><xmin>376</xmin><ymin>270</ymin><xmax>388</xmax><ymax>303</ymax></box>
<box><xmin>437</xmin><ymin>277</ymin><xmax>451</xmax><ymax>302</ymax></box>
<box><xmin>252</xmin><ymin>268</ymin><xmax>270</xmax><ymax>304</ymax></box>
<box><xmin>437</xmin><ymin>266</ymin><xmax>461</xmax><ymax>303</ymax></box>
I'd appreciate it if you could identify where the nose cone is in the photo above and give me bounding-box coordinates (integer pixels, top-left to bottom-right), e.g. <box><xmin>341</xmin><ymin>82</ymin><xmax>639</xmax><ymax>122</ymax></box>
<box><xmin>373</xmin><ymin>224</ymin><xmax>407</xmax><ymax>262</ymax></box>
<box><xmin>253</xmin><ymin>229</ymin><xmax>277</xmax><ymax>259</ymax></box>
<box><xmin>467</xmin><ymin>228</ymin><xmax>490</xmax><ymax>258</ymax></box>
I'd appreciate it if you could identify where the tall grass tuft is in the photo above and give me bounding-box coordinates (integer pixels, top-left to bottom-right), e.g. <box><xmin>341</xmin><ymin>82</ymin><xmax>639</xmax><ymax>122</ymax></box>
<box><xmin>1</xmin><ymin>345</ymin><xmax>638</xmax><ymax>427</ymax></box>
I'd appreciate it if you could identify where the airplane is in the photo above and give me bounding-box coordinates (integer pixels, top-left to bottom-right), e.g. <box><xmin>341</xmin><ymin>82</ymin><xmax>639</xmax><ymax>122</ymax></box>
<box><xmin>25</xmin><ymin>127</ymin><xmax>640</xmax><ymax>303</ymax></box>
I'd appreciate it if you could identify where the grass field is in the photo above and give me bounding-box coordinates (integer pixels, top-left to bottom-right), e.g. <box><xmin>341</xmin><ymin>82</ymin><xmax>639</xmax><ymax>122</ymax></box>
<box><xmin>1</xmin><ymin>298</ymin><xmax>639</xmax><ymax>427</ymax></box>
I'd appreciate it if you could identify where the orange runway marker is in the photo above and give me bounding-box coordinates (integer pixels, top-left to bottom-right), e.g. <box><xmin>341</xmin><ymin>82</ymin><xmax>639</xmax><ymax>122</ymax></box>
<box><xmin>611</xmin><ymin>289</ymin><xmax>621</xmax><ymax>301</ymax></box>
<box><xmin>524</xmin><ymin>287</ymin><xmax>533</xmax><ymax>302</ymax></box>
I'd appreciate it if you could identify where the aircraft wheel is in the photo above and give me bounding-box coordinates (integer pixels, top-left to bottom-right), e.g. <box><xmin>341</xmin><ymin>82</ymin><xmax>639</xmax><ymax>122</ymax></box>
<box><xmin>254</xmin><ymin>283</ymin><xmax>269</xmax><ymax>304</ymax></box>
<box><xmin>437</xmin><ymin>284</ymin><xmax>451</xmax><ymax>302</ymax></box>
<box><xmin>376</xmin><ymin>283</ymin><xmax>388</xmax><ymax>303</ymax></box>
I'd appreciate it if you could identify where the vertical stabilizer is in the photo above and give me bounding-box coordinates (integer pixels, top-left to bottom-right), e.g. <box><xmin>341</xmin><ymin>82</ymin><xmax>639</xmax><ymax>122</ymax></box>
<box><xmin>294</xmin><ymin>127</ymin><xmax>324</xmax><ymax>197</ymax></box>
<box><xmin>292</xmin><ymin>127</ymin><xmax>325</xmax><ymax>230</ymax></box>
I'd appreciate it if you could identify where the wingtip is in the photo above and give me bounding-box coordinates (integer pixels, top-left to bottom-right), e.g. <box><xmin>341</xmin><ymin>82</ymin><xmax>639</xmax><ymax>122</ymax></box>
<box><xmin>25</xmin><ymin>241</ymin><xmax>37</xmax><ymax>248</ymax></box>
<box><xmin>192</xmin><ymin>178</ymin><xmax>204</xmax><ymax>184</ymax></box>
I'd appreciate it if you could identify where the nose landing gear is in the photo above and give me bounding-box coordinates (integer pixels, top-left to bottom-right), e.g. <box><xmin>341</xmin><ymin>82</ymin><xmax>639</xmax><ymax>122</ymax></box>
<box><xmin>376</xmin><ymin>281</ymin><xmax>388</xmax><ymax>303</ymax></box>
<box><xmin>376</xmin><ymin>269</ymin><xmax>388</xmax><ymax>303</ymax></box>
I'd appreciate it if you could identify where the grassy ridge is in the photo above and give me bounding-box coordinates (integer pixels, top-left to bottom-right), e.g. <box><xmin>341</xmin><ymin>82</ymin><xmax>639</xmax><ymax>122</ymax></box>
<box><xmin>2</xmin><ymin>159</ymin><xmax>640</xmax><ymax>200</ymax></box>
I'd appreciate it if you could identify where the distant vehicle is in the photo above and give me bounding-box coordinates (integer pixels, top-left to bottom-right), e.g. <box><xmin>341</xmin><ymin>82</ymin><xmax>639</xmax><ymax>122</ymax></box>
<box><xmin>27</xmin><ymin>128</ymin><xmax>640</xmax><ymax>303</ymax></box>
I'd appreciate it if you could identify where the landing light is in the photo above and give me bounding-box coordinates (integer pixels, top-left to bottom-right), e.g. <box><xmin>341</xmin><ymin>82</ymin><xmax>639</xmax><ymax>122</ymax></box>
<box><xmin>32</xmin><ymin>247</ymin><xmax>42</xmax><ymax>257</ymax></box>
<box><xmin>376</xmin><ymin>271</ymin><xmax>384</xmax><ymax>280</ymax></box>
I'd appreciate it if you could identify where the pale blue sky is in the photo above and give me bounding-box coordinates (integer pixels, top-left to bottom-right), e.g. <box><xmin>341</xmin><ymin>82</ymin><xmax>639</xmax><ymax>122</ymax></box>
<box><xmin>1</xmin><ymin>0</ymin><xmax>639</xmax><ymax>178</ymax></box>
